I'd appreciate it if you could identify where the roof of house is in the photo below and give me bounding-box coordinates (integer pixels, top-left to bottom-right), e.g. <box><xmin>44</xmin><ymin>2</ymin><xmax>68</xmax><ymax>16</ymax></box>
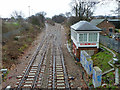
<box><xmin>108</xmin><ymin>19</ymin><xmax>120</xmax><ymax>22</ymax></box>
<box><xmin>108</xmin><ymin>19</ymin><xmax>120</xmax><ymax>29</ymax></box>
<box><xmin>90</xmin><ymin>18</ymin><xmax>120</xmax><ymax>29</ymax></box>
<box><xmin>71</xmin><ymin>21</ymin><xmax>102</xmax><ymax>31</ymax></box>
<box><xmin>90</xmin><ymin>19</ymin><xmax>105</xmax><ymax>26</ymax></box>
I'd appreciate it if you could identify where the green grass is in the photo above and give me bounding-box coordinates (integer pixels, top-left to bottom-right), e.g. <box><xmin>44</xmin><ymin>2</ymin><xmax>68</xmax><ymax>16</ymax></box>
<box><xmin>91</xmin><ymin>45</ymin><xmax>119</xmax><ymax>88</ymax></box>
<box><xmin>91</xmin><ymin>47</ymin><xmax>113</xmax><ymax>72</ymax></box>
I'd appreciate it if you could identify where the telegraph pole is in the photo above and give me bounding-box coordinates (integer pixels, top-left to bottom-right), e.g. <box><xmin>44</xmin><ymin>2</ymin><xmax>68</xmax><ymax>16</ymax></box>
<box><xmin>28</xmin><ymin>6</ymin><xmax>30</xmax><ymax>17</ymax></box>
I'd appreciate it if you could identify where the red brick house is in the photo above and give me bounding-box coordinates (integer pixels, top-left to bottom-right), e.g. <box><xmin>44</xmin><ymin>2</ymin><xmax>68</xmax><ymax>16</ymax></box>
<box><xmin>90</xmin><ymin>19</ymin><xmax>116</xmax><ymax>36</ymax></box>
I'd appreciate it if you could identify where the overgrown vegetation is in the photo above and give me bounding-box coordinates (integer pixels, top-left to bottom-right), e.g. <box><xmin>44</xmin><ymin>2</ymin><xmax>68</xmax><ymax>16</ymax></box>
<box><xmin>2</xmin><ymin>11</ymin><xmax>46</xmax><ymax>69</ymax></box>
<box><xmin>28</xmin><ymin>12</ymin><xmax>46</xmax><ymax>27</ymax></box>
<box><xmin>2</xmin><ymin>21</ymin><xmax>20</xmax><ymax>33</ymax></box>
<box><xmin>2</xmin><ymin>24</ymin><xmax>41</xmax><ymax>68</ymax></box>
<box><xmin>52</xmin><ymin>14</ymin><xmax>66</xmax><ymax>23</ymax></box>
<box><xmin>91</xmin><ymin>46</ymin><xmax>113</xmax><ymax>71</ymax></box>
<box><xmin>91</xmin><ymin>46</ymin><xmax>120</xmax><ymax>87</ymax></box>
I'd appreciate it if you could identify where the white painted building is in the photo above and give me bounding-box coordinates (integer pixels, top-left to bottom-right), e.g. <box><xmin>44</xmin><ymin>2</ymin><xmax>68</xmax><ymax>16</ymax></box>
<box><xmin>71</xmin><ymin>21</ymin><xmax>102</xmax><ymax>61</ymax></box>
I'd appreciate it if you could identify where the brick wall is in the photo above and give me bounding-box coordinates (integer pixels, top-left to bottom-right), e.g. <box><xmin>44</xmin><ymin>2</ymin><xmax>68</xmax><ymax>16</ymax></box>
<box><xmin>72</xmin><ymin>42</ymin><xmax>98</xmax><ymax>61</ymax></box>
<box><xmin>97</xmin><ymin>20</ymin><xmax>115</xmax><ymax>35</ymax></box>
<box><xmin>77</xmin><ymin>47</ymin><xmax>98</xmax><ymax>61</ymax></box>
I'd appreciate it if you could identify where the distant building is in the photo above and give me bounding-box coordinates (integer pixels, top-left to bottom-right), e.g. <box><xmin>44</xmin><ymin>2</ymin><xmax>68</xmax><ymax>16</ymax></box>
<box><xmin>90</xmin><ymin>19</ymin><xmax>120</xmax><ymax>36</ymax></box>
<box><xmin>90</xmin><ymin>19</ymin><xmax>115</xmax><ymax>36</ymax></box>
<box><xmin>108</xmin><ymin>19</ymin><xmax>120</xmax><ymax>30</ymax></box>
<box><xmin>71</xmin><ymin>21</ymin><xmax>102</xmax><ymax>61</ymax></box>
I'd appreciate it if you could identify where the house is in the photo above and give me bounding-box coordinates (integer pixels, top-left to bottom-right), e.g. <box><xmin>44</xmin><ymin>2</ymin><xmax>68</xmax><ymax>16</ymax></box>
<box><xmin>90</xmin><ymin>19</ymin><xmax>115</xmax><ymax>36</ymax></box>
<box><xmin>90</xmin><ymin>19</ymin><xmax>120</xmax><ymax>36</ymax></box>
<box><xmin>71</xmin><ymin>21</ymin><xmax>102</xmax><ymax>61</ymax></box>
<box><xmin>108</xmin><ymin>19</ymin><xmax>120</xmax><ymax>29</ymax></box>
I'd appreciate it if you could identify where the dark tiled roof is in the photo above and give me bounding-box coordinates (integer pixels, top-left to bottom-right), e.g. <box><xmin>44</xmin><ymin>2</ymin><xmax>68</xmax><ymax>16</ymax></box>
<box><xmin>108</xmin><ymin>19</ymin><xmax>120</xmax><ymax>29</ymax></box>
<box><xmin>71</xmin><ymin>21</ymin><xmax>102</xmax><ymax>31</ymax></box>
<box><xmin>108</xmin><ymin>19</ymin><xmax>120</xmax><ymax>22</ymax></box>
<box><xmin>90</xmin><ymin>19</ymin><xmax>105</xmax><ymax>26</ymax></box>
<box><xmin>90</xmin><ymin>19</ymin><xmax>120</xmax><ymax>29</ymax></box>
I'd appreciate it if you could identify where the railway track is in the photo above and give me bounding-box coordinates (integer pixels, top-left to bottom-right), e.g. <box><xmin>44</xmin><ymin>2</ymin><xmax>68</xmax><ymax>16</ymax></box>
<box><xmin>47</xmin><ymin>36</ymin><xmax>70</xmax><ymax>89</ymax></box>
<box><xmin>15</xmin><ymin>35</ymin><xmax>50</xmax><ymax>89</ymax></box>
<box><xmin>14</xmin><ymin>24</ymin><xmax>70</xmax><ymax>89</ymax></box>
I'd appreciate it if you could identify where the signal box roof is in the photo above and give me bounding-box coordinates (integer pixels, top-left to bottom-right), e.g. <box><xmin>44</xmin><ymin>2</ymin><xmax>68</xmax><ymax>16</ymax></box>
<box><xmin>71</xmin><ymin>21</ymin><xmax>102</xmax><ymax>31</ymax></box>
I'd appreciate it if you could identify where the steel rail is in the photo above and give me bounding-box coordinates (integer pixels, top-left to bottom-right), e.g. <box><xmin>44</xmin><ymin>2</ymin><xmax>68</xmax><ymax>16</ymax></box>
<box><xmin>52</xmin><ymin>39</ymin><xmax>56</xmax><ymax>90</ymax></box>
<box><xmin>59</xmin><ymin>44</ymin><xmax>70</xmax><ymax>89</ymax></box>
<box><xmin>17</xmin><ymin>36</ymin><xmax>47</xmax><ymax>89</ymax></box>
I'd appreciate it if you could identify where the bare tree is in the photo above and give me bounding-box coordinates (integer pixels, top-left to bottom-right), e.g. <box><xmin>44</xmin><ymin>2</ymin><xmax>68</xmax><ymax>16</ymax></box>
<box><xmin>11</xmin><ymin>11</ymin><xmax>24</xmax><ymax>19</ymax></box>
<box><xmin>71</xmin><ymin>0</ymin><xmax>99</xmax><ymax>20</ymax></box>
<box><xmin>65</xmin><ymin>12</ymin><xmax>72</xmax><ymax>18</ymax></box>
<box><xmin>52</xmin><ymin>14</ymin><xmax>66</xmax><ymax>23</ymax></box>
<box><xmin>38</xmin><ymin>11</ymin><xmax>47</xmax><ymax>17</ymax></box>
<box><xmin>114</xmin><ymin>0</ymin><xmax>120</xmax><ymax>17</ymax></box>
<box><xmin>28</xmin><ymin>12</ymin><xmax>46</xmax><ymax>27</ymax></box>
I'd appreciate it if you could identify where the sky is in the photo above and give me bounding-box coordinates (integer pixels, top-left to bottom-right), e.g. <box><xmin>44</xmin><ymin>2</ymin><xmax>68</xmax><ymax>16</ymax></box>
<box><xmin>0</xmin><ymin>0</ymin><xmax>118</xmax><ymax>18</ymax></box>
<box><xmin>94</xmin><ymin>0</ymin><xmax>118</xmax><ymax>16</ymax></box>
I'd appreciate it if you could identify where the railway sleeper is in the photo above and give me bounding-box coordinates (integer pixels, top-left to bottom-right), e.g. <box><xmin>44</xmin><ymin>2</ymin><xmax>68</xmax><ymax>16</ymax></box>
<box><xmin>56</xmin><ymin>74</ymin><xmax>64</xmax><ymax>77</ymax></box>
<box><xmin>26</xmin><ymin>75</ymin><xmax>35</xmax><ymax>78</ymax></box>
<box><xmin>56</xmin><ymin>65</ymin><xmax>62</xmax><ymax>68</ymax></box>
<box><xmin>56</xmin><ymin>63</ymin><xmax>62</xmax><ymax>65</ymax></box>
<box><xmin>56</xmin><ymin>80</ymin><xmax>65</xmax><ymax>83</ymax></box>
<box><xmin>57</xmin><ymin>86</ymin><xmax>65</xmax><ymax>89</ymax></box>
<box><xmin>56</xmin><ymin>69</ymin><xmax>63</xmax><ymax>72</ymax></box>
<box><xmin>56</xmin><ymin>77</ymin><xmax>64</xmax><ymax>80</ymax></box>
<box><xmin>30</xmin><ymin>68</ymin><xmax>38</xmax><ymax>71</ymax></box>
<box><xmin>29</xmin><ymin>72</ymin><xmax>36</xmax><ymax>75</ymax></box>
<box><xmin>56</xmin><ymin>83</ymin><xmax>65</xmax><ymax>86</ymax></box>
<box><xmin>16</xmin><ymin>75</ymin><xmax>22</xmax><ymax>79</ymax></box>
<box><xmin>24</xmin><ymin>81</ymin><xmax>33</xmax><ymax>84</ymax></box>
<box><xmin>26</xmin><ymin>78</ymin><xmax>34</xmax><ymax>81</ymax></box>
<box><xmin>30</xmin><ymin>70</ymin><xmax>36</xmax><ymax>73</ymax></box>
<box><xmin>56</xmin><ymin>72</ymin><xmax>64</xmax><ymax>75</ymax></box>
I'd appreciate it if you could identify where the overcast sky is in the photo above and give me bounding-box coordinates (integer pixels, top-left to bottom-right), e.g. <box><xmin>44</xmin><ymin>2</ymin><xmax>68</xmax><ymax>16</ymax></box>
<box><xmin>0</xmin><ymin>0</ymin><xmax>118</xmax><ymax>18</ymax></box>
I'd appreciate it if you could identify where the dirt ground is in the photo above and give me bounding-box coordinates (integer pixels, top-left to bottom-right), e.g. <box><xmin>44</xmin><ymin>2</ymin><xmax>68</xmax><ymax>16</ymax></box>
<box><xmin>2</xmin><ymin>23</ymin><xmax>88</xmax><ymax>89</ymax></box>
